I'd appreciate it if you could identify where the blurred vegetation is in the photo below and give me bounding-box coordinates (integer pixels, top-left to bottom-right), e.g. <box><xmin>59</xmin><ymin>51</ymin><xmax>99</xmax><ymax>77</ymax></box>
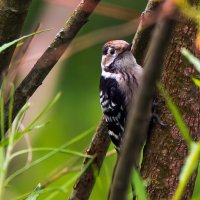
<box><xmin>1</xmin><ymin>0</ymin><xmax>200</xmax><ymax>199</ymax></box>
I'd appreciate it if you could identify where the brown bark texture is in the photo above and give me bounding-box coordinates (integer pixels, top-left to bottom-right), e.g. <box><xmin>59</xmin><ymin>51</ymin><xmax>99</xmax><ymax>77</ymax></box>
<box><xmin>141</xmin><ymin>10</ymin><xmax>200</xmax><ymax>200</ymax></box>
<box><xmin>69</xmin><ymin>118</ymin><xmax>110</xmax><ymax>200</ymax></box>
<box><xmin>131</xmin><ymin>0</ymin><xmax>160</xmax><ymax>66</ymax></box>
<box><xmin>0</xmin><ymin>0</ymin><xmax>32</xmax><ymax>81</ymax></box>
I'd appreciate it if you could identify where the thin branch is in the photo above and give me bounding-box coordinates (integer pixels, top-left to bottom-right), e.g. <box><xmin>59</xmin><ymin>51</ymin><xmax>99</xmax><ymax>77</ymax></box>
<box><xmin>5</xmin><ymin>24</ymin><xmax>40</xmax><ymax>102</ymax></box>
<box><xmin>46</xmin><ymin>0</ymin><xmax>140</xmax><ymax>21</ymax></box>
<box><xmin>69</xmin><ymin>118</ymin><xmax>110</xmax><ymax>200</ymax></box>
<box><xmin>109</xmin><ymin>15</ymin><xmax>175</xmax><ymax>200</ymax></box>
<box><xmin>131</xmin><ymin>0</ymin><xmax>161</xmax><ymax>65</ymax></box>
<box><xmin>41</xmin><ymin>166</ymin><xmax>81</xmax><ymax>189</ymax></box>
<box><xmin>0</xmin><ymin>0</ymin><xmax>32</xmax><ymax>83</ymax></box>
<box><xmin>1</xmin><ymin>0</ymin><xmax>102</xmax><ymax>138</ymax></box>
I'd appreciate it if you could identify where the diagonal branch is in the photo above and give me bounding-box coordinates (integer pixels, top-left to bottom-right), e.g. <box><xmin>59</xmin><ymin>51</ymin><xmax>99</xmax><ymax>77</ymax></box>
<box><xmin>1</xmin><ymin>0</ymin><xmax>102</xmax><ymax>138</ymax></box>
<box><xmin>0</xmin><ymin>0</ymin><xmax>32</xmax><ymax>83</ymax></box>
<box><xmin>69</xmin><ymin>118</ymin><xmax>110</xmax><ymax>200</ymax></box>
<box><xmin>109</xmin><ymin>14</ymin><xmax>175</xmax><ymax>200</ymax></box>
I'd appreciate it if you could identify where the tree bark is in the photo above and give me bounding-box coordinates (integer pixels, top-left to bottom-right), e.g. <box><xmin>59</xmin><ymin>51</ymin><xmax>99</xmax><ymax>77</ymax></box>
<box><xmin>69</xmin><ymin>118</ymin><xmax>110</xmax><ymax>200</ymax></box>
<box><xmin>141</xmin><ymin>7</ymin><xmax>200</xmax><ymax>200</ymax></box>
<box><xmin>0</xmin><ymin>0</ymin><xmax>32</xmax><ymax>82</ymax></box>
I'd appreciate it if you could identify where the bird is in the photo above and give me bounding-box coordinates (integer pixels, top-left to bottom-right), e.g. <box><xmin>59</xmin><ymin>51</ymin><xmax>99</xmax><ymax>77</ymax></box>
<box><xmin>99</xmin><ymin>40</ymin><xmax>144</xmax><ymax>152</ymax></box>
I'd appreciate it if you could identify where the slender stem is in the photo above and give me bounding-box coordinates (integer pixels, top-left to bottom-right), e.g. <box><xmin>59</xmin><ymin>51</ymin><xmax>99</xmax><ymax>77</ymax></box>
<box><xmin>0</xmin><ymin>103</ymin><xmax>29</xmax><ymax>199</ymax></box>
<box><xmin>173</xmin><ymin>142</ymin><xmax>200</xmax><ymax>200</ymax></box>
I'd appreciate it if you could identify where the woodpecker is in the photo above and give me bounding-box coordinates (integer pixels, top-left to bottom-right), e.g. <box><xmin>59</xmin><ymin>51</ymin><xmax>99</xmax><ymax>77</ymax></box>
<box><xmin>99</xmin><ymin>40</ymin><xmax>144</xmax><ymax>151</ymax></box>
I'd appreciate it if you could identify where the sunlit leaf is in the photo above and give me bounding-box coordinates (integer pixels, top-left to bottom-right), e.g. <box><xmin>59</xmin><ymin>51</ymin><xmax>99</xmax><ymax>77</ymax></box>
<box><xmin>26</xmin><ymin>184</ymin><xmax>42</xmax><ymax>200</ymax></box>
<box><xmin>181</xmin><ymin>48</ymin><xmax>200</xmax><ymax>73</ymax></box>
<box><xmin>0</xmin><ymin>147</ymin><xmax>5</xmax><ymax>176</ymax></box>
<box><xmin>173</xmin><ymin>142</ymin><xmax>200</xmax><ymax>200</ymax></box>
<box><xmin>192</xmin><ymin>77</ymin><xmax>200</xmax><ymax>87</ymax></box>
<box><xmin>132</xmin><ymin>169</ymin><xmax>148</xmax><ymax>200</ymax></box>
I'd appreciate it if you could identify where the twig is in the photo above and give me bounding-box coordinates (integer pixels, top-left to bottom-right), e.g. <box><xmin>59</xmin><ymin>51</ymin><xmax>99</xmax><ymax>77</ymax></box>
<box><xmin>69</xmin><ymin>118</ymin><xmax>110</xmax><ymax>200</ymax></box>
<box><xmin>41</xmin><ymin>166</ymin><xmax>81</xmax><ymax>189</ymax></box>
<box><xmin>46</xmin><ymin>0</ymin><xmax>140</xmax><ymax>21</ymax></box>
<box><xmin>1</xmin><ymin>0</ymin><xmax>102</xmax><ymax>138</ymax></box>
<box><xmin>0</xmin><ymin>0</ymin><xmax>32</xmax><ymax>84</ymax></box>
<box><xmin>5</xmin><ymin>24</ymin><xmax>40</xmax><ymax>102</ymax></box>
<box><xmin>109</xmin><ymin>16</ymin><xmax>175</xmax><ymax>200</ymax></box>
<box><xmin>131</xmin><ymin>0</ymin><xmax>160</xmax><ymax>65</ymax></box>
<box><xmin>65</xmin><ymin>19</ymin><xmax>139</xmax><ymax>59</ymax></box>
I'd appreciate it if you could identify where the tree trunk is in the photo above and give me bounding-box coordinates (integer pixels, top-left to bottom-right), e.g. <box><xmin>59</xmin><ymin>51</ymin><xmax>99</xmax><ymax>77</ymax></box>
<box><xmin>0</xmin><ymin>0</ymin><xmax>32</xmax><ymax>82</ymax></box>
<box><xmin>141</xmin><ymin>9</ymin><xmax>200</xmax><ymax>200</ymax></box>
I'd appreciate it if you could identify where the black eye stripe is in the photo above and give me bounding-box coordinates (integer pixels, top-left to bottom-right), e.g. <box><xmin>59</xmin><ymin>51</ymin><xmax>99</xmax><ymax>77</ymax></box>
<box><xmin>102</xmin><ymin>46</ymin><xmax>109</xmax><ymax>55</ymax></box>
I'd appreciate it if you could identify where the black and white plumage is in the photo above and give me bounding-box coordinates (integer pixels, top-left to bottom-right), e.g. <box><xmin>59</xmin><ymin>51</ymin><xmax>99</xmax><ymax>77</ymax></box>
<box><xmin>99</xmin><ymin>40</ymin><xmax>144</xmax><ymax>151</ymax></box>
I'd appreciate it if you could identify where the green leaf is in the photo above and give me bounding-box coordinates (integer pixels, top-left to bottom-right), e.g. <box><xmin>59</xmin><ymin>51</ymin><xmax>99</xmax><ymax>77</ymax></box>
<box><xmin>8</xmin><ymin>84</ymin><xmax>15</xmax><ymax>134</ymax></box>
<box><xmin>0</xmin><ymin>80</ymin><xmax>6</xmax><ymax>140</ymax></box>
<box><xmin>192</xmin><ymin>77</ymin><xmax>200</xmax><ymax>87</ymax></box>
<box><xmin>173</xmin><ymin>142</ymin><xmax>200</xmax><ymax>200</ymax></box>
<box><xmin>26</xmin><ymin>184</ymin><xmax>42</xmax><ymax>200</ymax></box>
<box><xmin>0</xmin><ymin>147</ymin><xmax>5</xmax><ymax>175</ymax></box>
<box><xmin>157</xmin><ymin>83</ymin><xmax>193</xmax><ymax>145</ymax></box>
<box><xmin>0</xmin><ymin>29</ymin><xmax>51</xmax><ymax>53</ymax></box>
<box><xmin>181</xmin><ymin>48</ymin><xmax>200</xmax><ymax>73</ymax></box>
<box><xmin>132</xmin><ymin>169</ymin><xmax>148</xmax><ymax>200</ymax></box>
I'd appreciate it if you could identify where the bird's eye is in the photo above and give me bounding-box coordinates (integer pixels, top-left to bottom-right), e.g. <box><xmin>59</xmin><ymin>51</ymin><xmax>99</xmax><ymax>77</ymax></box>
<box><xmin>110</xmin><ymin>49</ymin><xmax>115</xmax><ymax>55</ymax></box>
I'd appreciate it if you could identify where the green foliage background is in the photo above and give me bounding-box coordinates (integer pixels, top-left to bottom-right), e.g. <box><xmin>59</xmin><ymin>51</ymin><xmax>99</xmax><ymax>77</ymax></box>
<box><xmin>4</xmin><ymin>0</ymin><xmax>200</xmax><ymax>199</ymax></box>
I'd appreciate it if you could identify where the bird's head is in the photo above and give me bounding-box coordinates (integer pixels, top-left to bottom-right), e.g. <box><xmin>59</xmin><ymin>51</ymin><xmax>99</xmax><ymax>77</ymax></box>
<box><xmin>101</xmin><ymin>40</ymin><xmax>136</xmax><ymax>73</ymax></box>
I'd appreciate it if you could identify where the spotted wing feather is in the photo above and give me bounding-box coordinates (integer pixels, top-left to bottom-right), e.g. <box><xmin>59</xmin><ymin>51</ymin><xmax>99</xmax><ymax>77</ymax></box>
<box><xmin>100</xmin><ymin>76</ymin><xmax>127</xmax><ymax>148</ymax></box>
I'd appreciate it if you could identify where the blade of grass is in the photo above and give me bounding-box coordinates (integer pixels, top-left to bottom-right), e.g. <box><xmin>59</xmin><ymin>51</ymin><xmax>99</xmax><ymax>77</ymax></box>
<box><xmin>10</xmin><ymin>147</ymin><xmax>93</xmax><ymax>160</ymax></box>
<box><xmin>173</xmin><ymin>142</ymin><xmax>200</xmax><ymax>200</ymax></box>
<box><xmin>0</xmin><ymin>81</ymin><xmax>6</xmax><ymax>140</ymax></box>
<box><xmin>8</xmin><ymin>84</ymin><xmax>14</xmax><ymax>135</ymax></box>
<box><xmin>157</xmin><ymin>82</ymin><xmax>193</xmax><ymax>145</ymax></box>
<box><xmin>0</xmin><ymin>29</ymin><xmax>52</xmax><ymax>53</ymax></box>
<box><xmin>26</xmin><ymin>184</ymin><xmax>42</xmax><ymax>200</ymax></box>
<box><xmin>16</xmin><ymin>187</ymin><xmax>66</xmax><ymax>200</ymax></box>
<box><xmin>0</xmin><ymin>102</ymin><xmax>30</xmax><ymax>200</ymax></box>
<box><xmin>132</xmin><ymin>169</ymin><xmax>148</xmax><ymax>200</ymax></box>
<box><xmin>0</xmin><ymin>122</ymin><xmax>50</xmax><ymax>147</ymax></box>
<box><xmin>5</xmin><ymin>127</ymin><xmax>94</xmax><ymax>185</ymax></box>
<box><xmin>25</xmin><ymin>92</ymin><xmax>61</xmax><ymax>131</ymax></box>
<box><xmin>192</xmin><ymin>77</ymin><xmax>200</xmax><ymax>87</ymax></box>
